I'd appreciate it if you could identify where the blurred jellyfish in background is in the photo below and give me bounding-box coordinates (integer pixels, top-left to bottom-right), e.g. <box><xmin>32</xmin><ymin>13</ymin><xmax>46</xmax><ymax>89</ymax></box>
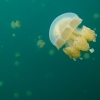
<box><xmin>37</xmin><ymin>39</ymin><xmax>45</xmax><ymax>48</ymax></box>
<box><xmin>26</xmin><ymin>90</ymin><xmax>32</xmax><ymax>97</ymax></box>
<box><xmin>36</xmin><ymin>35</ymin><xmax>46</xmax><ymax>48</ymax></box>
<box><xmin>93</xmin><ymin>13</ymin><xmax>100</xmax><ymax>19</ymax></box>
<box><xmin>13</xmin><ymin>52</ymin><xmax>21</xmax><ymax>67</ymax></box>
<box><xmin>49</xmin><ymin>12</ymin><xmax>97</xmax><ymax>60</ymax></box>
<box><xmin>11</xmin><ymin>20</ymin><xmax>21</xmax><ymax>29</ymax></box>
<box><xmin>15</xmin><ymin>52</ymin><xmax>21</xmax><ymax>58</ymax></box>
<box><xmin>14</xmin><ymin>60</ymin><xmax>20</xmax><ymax>66</ymax></box>
<box><xmin>13</xmin><ymin>92</ymin><xmax>20</xmax><ymax>98</ymax></box>
<box><xmin>12</xmin><ymin>33</ymin><xmax>16</xmax><ymax>37</ymax></box>
<box><xmin>0</xmin><ymin>81</ymin><xmax>3</xmax><ymax>87</ymax></box>
<box><xmin>49</xmin><ymin>49</ymin><xmax>55</xmax><ymax>56</ymax></box>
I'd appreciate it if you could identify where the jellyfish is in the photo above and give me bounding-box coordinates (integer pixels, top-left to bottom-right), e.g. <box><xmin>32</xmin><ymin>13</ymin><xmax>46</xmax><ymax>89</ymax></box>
<box><xmin>11</xmin><ymin>20</ymin><xmax>21</xmax><ymax>29</ymax></box>
<box><xmin>37</xmin><ymin>39</ymin><xmax>45</xmax><ymax>48</ymax></box>
<box><xmin>49</xmin><ymin>12</ymin><xmax>97</xmax><ymax>60</ymax></box>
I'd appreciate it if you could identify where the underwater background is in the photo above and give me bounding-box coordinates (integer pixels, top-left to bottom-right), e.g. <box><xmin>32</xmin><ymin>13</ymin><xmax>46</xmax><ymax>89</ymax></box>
<box><xmin>0</xmin><ymin>0</ymin><xmax>100</xmax><ymax>100</ymax></box>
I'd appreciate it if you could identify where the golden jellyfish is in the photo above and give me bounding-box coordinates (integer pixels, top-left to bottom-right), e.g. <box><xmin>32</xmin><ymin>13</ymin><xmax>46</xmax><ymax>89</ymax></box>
<box><xmin>49</xmin><ymin>12</ymin><xmax>97</xmax><ymax>60</ymax></box>
<box><xmin>11</xmin><ymin>20</ymin><xmax>21</xmax><ymax>29</ymax></box>
<box><xmin>37</xmin><ymin>39</ymin><xmax>45</xmax><ymax>48</ymax></box>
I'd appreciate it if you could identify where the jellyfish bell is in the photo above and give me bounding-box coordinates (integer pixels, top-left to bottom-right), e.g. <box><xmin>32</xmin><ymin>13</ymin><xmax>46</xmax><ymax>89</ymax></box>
<box><xmin>49</xmin><ymin>12</ymin><xmax>82</xmax><ymax>49</ymax></box>
<box><xmin>49</xmin><ymin>12</ymin><xmax>97</xmax><ymax>60</ymax></box>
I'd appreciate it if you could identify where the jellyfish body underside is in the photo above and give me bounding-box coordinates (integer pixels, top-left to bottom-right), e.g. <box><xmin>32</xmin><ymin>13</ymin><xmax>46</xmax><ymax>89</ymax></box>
<box><xmin>49</xmin><ymin>13</ymin><xmax>96</xmax><ymax>59</ymax></box>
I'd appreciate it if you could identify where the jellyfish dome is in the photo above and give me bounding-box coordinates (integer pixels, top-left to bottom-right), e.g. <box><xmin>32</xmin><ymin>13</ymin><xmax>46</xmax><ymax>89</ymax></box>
<box><xmin>49</xmin><ymin>12</ymin><xmax>97</xmax><ymax>60</ymax></box>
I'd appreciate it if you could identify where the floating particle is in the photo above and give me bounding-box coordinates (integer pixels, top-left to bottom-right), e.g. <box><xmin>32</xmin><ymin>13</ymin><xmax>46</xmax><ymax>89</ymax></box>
<box><xmin>37</xmin><ymin>35</ymin><xmax>42</xmax><ymax>39</ymax></box>
<box><xmin>89</xmin><ymin>48</ymin><xmax>94</xmax><ymax>53</ymax></box>
<box><xmin>0</xmin><ymin>45</ymin><xmax>4</xmax><ymax>48</ymax></box>
<box><xmin>93</xmin><ymin>28</ymin><xmax>96</xmax><ymax>31</ymax></box>
<box><xmin>92</xmin><ymin>58</ymin><xmax>95</xmax><ymax>60</ymax></box>
<box><xmin>45</xmin><ymin>72</ymin><xmax>53</xmax><ymax>78</ymax></box>
<box><xmin>83</xmin><ymin>53</ymin><xmax>90</xmax><ymax>59</ymax></box>
<box><xmin>41</xmin><ymin>3</ymin><xmax>46</xmax><ymax>7</ymax></box>
<box><xmin>12</xmin><ymin>33</ymin><xmax>16</xmax><ymax>37</ymax></box>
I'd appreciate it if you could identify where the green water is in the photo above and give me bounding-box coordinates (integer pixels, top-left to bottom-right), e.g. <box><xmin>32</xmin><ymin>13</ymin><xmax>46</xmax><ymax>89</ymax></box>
<box><xmin>0</xmin><ymin>0</ymin><xmax>100</xmax><ymax>100</ymax></box>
